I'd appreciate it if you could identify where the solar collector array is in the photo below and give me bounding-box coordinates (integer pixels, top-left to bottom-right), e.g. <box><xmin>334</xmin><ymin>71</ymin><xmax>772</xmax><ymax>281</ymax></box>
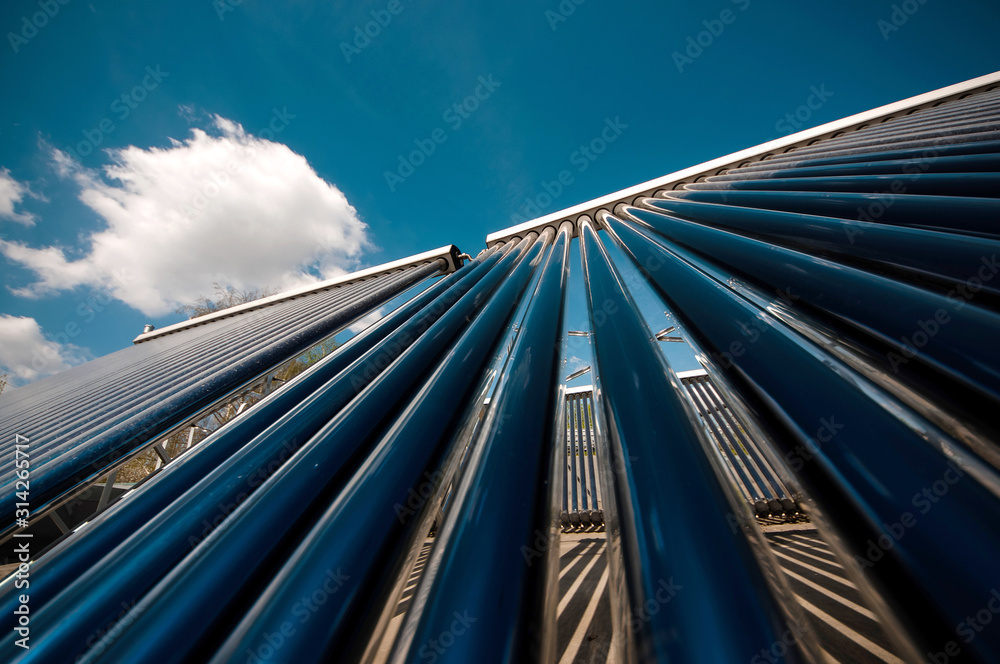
<box><xmin>0</xmin><ymin>259</ymin><xmax>448</xmax><ymax>529</ymax></box>
<box><xmin>2</xmin><ymin>77</ymin><xmax>1000</xmax><ymax>663</ymax></box>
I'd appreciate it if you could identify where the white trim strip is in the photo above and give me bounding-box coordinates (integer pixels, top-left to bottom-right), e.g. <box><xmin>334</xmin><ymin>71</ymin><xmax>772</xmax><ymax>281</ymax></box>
<box><xmin>134</xmin><ymin>245</ymin><xmax>459</xmax><ymax>343</ymax></box>
<box><xmin>675</xmin><ymin>369</ymin><xmax>709</xmax><ymax>379</ymax></box>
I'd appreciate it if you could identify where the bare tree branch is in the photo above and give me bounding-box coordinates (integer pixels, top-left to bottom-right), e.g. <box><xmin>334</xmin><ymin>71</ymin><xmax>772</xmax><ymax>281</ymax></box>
<box><xmin>175</xmin><ymin>282</ymin><xmax>280</xmax><ymax>319</ymax></box>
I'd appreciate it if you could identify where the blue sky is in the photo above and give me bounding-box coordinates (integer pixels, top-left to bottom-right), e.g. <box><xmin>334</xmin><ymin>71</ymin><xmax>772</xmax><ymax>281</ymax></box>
<box><xmin>1</xmin><ymin>0</ymin><xmax>998</xmax><ymax>388</ymax></box>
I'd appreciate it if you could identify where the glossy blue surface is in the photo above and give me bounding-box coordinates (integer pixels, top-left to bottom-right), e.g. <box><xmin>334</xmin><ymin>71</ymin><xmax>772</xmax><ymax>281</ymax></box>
<box><xmin>202</xmin><ymin>231</ymin><xmax>551</xmax><ymax>663</ymax></box>
<box><xmin>623</xmin><ymin>204</ymin><xmax>1000</xmax><ymax>403</ymax></box>
<box><xmin>657</xmin><ymin>190</ymin><xmax>1000</xmax><ymax>239</ymax></box>
<box><xmin>66</xmin><ymin>237</ymin><xmax>541</xmax><ymax>664</ymax></box>
<box><xmin>730</xmin><ymin>139</ymin><xmax>1000</xmax><ymax>172</ymax></box>
<box><xmin>390</xmin><ymin>224</ymin><xmax>571</xmax><ymax>663</ymax></box>
<box><xmin>0</xmin><ymin>263</ymin><xmax>441</xmax><ymax>527</ymax></box>
<box><xmin>602</xmin><ymin>213</ymin><xmax>1000</xmax><ymax>662</ymax></box>
<box><xmin>0</xmin><ymin>253</ymin><xmax>489</xmax><ymax>626</ymax></box>
<box><xmin>709</xmin><ymin>153</ymin><xmax>1000</xmax><ymax>180</ymax></box>
<box><xmin>576</xmin><ymin>218</ymin><xmax>801</xmax><ymax>663</ymax></box>
<box><xmin>5</xmin><ymin>249</ymin><xmax>515</xmax><ymax>662</ymax></box>
<box><xmin>685</xmin><ymin>173</ymin><xmax>1000</xmax><ymax>198</ymax></box>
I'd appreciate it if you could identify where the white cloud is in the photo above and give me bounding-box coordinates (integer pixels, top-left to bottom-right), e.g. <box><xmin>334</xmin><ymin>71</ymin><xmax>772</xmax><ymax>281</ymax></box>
<box><xmin>564</xmin><ymin>354</ymin><xmax>591</xmax><ymax>382</ymax></box>
<box><xmin>177</xmin><ymin>104</ymin><xmax>198</xmax><ymax>122</ymax></box>
<box><xmin>2</xmin><ymin>116</ymin><xmax>370</xmax><ymax>316</ymax></box>
<box><xmin>0</xmin><ymin>315</ymin><xmax>90</xmax><ymax>387</ymax></box>
<box><xmin>347</xmin><ymin>307</ymin><xmax>385</xmax><ymax>334</ymax></box>
<box><xmin>0</xmin><ymin>168</ymin><xmax>37</xmax><ymax>225</ymax></box>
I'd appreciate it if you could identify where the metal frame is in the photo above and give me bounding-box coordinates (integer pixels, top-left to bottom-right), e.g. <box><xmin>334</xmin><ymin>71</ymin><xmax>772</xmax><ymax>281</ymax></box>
<box><xmin>562</xmin><ymin>385</ymin><xmax>603</xmax><ymax>531</ymax></box>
